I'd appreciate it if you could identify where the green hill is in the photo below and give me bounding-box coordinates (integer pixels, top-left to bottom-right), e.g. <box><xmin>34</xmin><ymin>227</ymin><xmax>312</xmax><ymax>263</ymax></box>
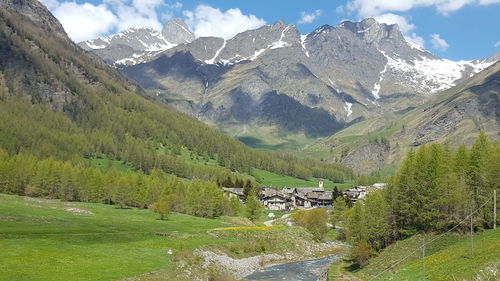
<box><xmin>350</xmin><ymin>230</ymin><xmax>500</xmax><ymax>281</ymax></box>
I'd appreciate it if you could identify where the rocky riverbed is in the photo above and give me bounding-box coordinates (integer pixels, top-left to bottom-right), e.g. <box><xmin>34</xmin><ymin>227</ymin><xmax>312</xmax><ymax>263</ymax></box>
<box><xmin>245</xmin><ymin>255</ymin><xmax>340</xmax><ymax>281</ymax></box>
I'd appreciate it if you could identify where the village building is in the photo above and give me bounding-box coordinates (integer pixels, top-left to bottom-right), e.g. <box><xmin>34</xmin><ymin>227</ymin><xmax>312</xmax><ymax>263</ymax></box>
<box><xmin>259</xmin><ymin>181</ymin><xmax>334</xmax><ymax>210</ymax></box>
<box><xmin>261</xmin><ymin>193</ymin><xmax>291</xmax><ymax>210</ymax></box>
<box><xmin>343</xmin><ymin>183</ymin><xmax>385</xmax><ymax>203</ymax></box>
<box><xmin>222</xmin><ymin>187</ymin><xmax>245</xmax><ymax>201</ymax></box>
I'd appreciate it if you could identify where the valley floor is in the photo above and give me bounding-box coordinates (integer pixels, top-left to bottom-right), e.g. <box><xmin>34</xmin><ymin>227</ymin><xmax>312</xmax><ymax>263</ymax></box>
<box><xmin>0</xmin><ymin>194</ymin><xmax>345</xmax><ymax>281</ymax></box>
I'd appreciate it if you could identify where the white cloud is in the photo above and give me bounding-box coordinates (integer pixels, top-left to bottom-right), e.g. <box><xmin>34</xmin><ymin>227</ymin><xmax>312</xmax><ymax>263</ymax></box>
<box><xmin>45</xmin><ymin>1</ymin><xmax>118</xmax><ymax>42</ymax></box>
<box><xmin>41</xmin><ymin>0</ymin><xmax>173</xmax><ymax>42</ymax></box>
<box><xmin>374</xmin><ymin>13</ymin><xmax>415</xmax><ymax>33</ymax></box>
<box><xmin>344</xmin><ymin>0</ymin><xmax>500</xmax><ymax>17</ymax></box>
<box><xmin>374</xmin><ymin>13</ymin><xmax>425</xmax><ymax>48</ymax></box>
<box><xmin>430</xmin><ymin>34</ymin><xmax>450</xmax><ymax>51</ymax></box>
<box><xmin>480</xmin><ymin>0</ymin><xmax>500</xmax><ymax>4</ymax></box>
<box><xmin>183</xmin><ymin>5</ymin><xmax>266</xmax><ymax>39</ymax></box>
<box><xmin>298</xmin><ymin>9</ymin><xmax>322</xmax><ymax>24</ymax></box>
<box><xmin>494</xmin><ymin>41</ymin><xmax>500</xmax><ymax>47</ymax></box>
<box><xmin>407</xmin><ymin>32</ymin><xmax>425</xmax><ymax>48</ymax></box>
<box><xmin>40</xmin><ymin>0</ymin><xmax>59</xmax><ymax>10</ymax></box>
<box><xmin>104</xmin><ymin>0</ymin><xmax>164</xmax><ymax>32</ymax></box>
<box><xmin>346</xmin><ymin>0</ymin><xmax>473</xmax><ymax>17</ymax></box>
<box><xmin>161</xmin><ymin>1</ymin><xmax>183</xmax><ymax>21</ymax></box>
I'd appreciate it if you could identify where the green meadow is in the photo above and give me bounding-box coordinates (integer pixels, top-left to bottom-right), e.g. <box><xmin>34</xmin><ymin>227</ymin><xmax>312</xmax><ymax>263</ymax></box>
<box><xmin>0</xmin><ymin>194</ymin><xmax>236</xmax><ymax>281</ymax></box>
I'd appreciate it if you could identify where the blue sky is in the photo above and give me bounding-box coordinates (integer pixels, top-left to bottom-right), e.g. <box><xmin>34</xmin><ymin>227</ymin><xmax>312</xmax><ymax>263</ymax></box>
<box><xmin>41</xmin><ymin>0</ymin><xmax>500</xmax><ymax>61</ymax></box>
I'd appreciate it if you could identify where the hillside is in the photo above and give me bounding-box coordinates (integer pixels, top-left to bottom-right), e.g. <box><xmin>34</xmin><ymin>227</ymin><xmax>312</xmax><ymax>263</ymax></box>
<box><xmin>347</xmin><ymin>230</ymin><xmax>500</xmax><ymax>280</ymax></box>
<box><xmin>0</xmin><ymin>0</ymin><xmax>353</xmax><ymax>186</ymax></box>
<box><xmin>304</xmin><ymin>61</ymin><xmax>500</xmax><ymax>174</ymax></box>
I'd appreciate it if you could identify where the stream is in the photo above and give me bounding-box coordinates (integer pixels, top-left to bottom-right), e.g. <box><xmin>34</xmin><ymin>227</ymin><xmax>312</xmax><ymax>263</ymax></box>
<box><xmin>244</xmin><ymin>255</ymin><xmax>340</xmax><ymax>281</ymax></box>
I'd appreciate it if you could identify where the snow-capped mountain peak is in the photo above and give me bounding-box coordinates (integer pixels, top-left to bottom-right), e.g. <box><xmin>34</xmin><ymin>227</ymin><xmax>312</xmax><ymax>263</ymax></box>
<box><xmin>78</xmin><ymin>19</ymin><xmax>195</xmax><ymax>66</ymax></box>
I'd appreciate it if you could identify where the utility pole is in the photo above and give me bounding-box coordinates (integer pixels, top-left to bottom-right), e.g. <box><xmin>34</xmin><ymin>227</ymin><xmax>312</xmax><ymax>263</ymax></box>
<box><xmin>470</xmin><ymin>215</ymin><xmax>474</xmax><ymax>257</ymax></box>
<box><xmin>494</xmin><ymin>190</ymin><xmax>497</xmax><ymax>229</ymax></box>
<box><xmin>422</xmin><ymin>236</ymin><xmax>426</xmax><ymax>281</ymax></box>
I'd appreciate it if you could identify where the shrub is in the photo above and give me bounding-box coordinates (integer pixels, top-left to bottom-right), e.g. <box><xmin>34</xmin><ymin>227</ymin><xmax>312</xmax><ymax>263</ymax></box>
<box><xmin>292</xmin><ymin>208</ymin><xmax>329</xmax><ymax>241</ymax></box>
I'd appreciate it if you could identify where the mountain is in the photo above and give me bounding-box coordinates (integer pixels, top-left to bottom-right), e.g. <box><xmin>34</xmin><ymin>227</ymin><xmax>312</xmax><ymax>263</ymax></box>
<box><xmin>79</xmin><ymin>19</ymin><xmax>195</xmax><ymax>66</ymax></box>
<box><xmin>304</xmin><ymin>61</ymin><xmax>500</xmax><ymax>174</ymax></box>
<box><xmin>0</xmin><ymin>0</ymin><xmax>353</xmax><ymax>184</ymax></box>
<box><xmin>81</xmin><ymin>18</ymin><xmax>498</xmax><ymax>149</ymax></box>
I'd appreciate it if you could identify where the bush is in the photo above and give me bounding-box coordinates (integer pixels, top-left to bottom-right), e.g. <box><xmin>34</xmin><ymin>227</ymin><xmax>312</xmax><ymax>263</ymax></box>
<box><xmin>292</xmin><ymin>208</ymin><xmax>329</xmax><ymax>241</ymax></box>
<box><xmin>349</xmin><ymin>241</ymin><xmax>375</xmax><ymax>267</ymax></box>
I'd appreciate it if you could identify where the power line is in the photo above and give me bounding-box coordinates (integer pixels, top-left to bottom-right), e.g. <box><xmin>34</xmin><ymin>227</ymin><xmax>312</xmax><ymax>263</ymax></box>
<box><xmin>367</xmin><ymin>198</ymin><xmax>492</xmax><ymax>281</ymax></box>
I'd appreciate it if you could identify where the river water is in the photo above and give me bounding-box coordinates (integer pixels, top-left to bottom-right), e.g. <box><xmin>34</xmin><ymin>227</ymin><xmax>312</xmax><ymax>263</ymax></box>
<box><xmin>245</xmin><ymin>255</ymin><xmax>340</xmax><ymax>281</ymax></box>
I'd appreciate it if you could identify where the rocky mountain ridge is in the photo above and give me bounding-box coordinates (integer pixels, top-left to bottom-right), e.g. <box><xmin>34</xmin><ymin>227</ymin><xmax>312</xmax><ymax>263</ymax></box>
<box><xmin>80</xmin><ymin>16</ymin><xmax>499</xmax><ymax>149</ymax></box>
<box><xmin>79</xmin><ymin>19</ymin><xmax>195</xmax><ymax>65</ymax></box>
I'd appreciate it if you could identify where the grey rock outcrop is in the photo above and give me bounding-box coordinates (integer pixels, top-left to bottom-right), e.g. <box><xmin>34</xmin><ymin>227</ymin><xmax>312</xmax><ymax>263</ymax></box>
<box><xmin>162</xmin><ymin>18</ymin><xmax>195</xmax><ymax>44</ymax></box>
<box><xmin>342</xmin><ymin>143</ymin><xmax>390</xmax><ymax>175</ymax></box>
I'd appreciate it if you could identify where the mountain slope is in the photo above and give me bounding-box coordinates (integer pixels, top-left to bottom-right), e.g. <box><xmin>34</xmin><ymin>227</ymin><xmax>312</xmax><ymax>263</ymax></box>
<box><xmin>83</xmin><ymin>18</ymin><xmax>497</xmax><ymax>149</ymax></box>
<box><xmin>304</xmin><ymin>61</ymin><xmax>500</xmax><ymax>174</ymax></box>
<box><xmin>0</xmin><ymin>0</ymin><xmax>353</xmax><ymax>183</ymax></box>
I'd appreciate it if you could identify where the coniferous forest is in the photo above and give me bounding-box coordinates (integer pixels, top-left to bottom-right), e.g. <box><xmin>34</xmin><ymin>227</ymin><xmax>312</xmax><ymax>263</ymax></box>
<box><xmin>340</xmin><ymin>133</ymin><xmax>499</xmax><ymax>265</ymax></box>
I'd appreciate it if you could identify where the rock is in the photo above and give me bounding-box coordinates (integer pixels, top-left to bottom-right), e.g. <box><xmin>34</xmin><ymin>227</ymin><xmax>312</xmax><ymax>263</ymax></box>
<box><xmin>65</xmin><ymin>208</ymin><xmax>93</xmax><ymax>215</ymax></box>
<box><xmin>341</xmin><ymin>142</ymin><xmax>390</xmax><ymax>175</ymax></box>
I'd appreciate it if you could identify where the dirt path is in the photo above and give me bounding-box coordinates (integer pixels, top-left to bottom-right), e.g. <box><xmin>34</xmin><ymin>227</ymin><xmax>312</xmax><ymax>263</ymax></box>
<box><xmin>263</xmin><ymin>213</ymin><xmax>290</xmax><ymax>226</ymax></box>
<box><xmin>330</xmin><ymin>261</ymin><xmax>362</xmax><ymax>281</ymax></box>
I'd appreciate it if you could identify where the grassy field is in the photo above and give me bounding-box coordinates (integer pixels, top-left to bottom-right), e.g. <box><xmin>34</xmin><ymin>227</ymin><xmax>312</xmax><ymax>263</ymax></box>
<box><xmin>341</xmin><ymin>229</ymin><xmax>500</xmax><ymax>281</ymax></box>
<box><xmin>253</xmin><ymin>169</ymin><xmax>355</xmax><ymax>190</ymax></box>
<box><xmin>0</xmin><ymin>194</ymin><xmax>344</xmax><ymax>281</ymax></box>
<box><xmin>0</xmin><ymin>194</ymin><xmax>238</xmax><ymax>281</ymax></box>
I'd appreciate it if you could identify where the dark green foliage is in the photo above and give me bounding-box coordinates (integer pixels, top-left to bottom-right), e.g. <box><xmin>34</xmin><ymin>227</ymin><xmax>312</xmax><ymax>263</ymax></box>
<box><xmin>244</xmin><ymin>191</ymin><xmax>261</xmax><ymax>221</ymax></box>
<box><xmin>343</xmin><ymin>133</ymin><xmax>499</xmax><ymax>266</ymax></box>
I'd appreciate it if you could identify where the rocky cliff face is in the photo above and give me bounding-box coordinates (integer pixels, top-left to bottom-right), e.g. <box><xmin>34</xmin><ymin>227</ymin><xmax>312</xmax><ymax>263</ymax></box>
<box><xmin>82</xmin><ymin>18</ymin><xmax>498</xmax><ymax>147</ymax></box>
<box><xmin>1</xmin><ymin>0</ymin><xmax>68</xmax><ymax>41</ymax></box>
<box><xmin>341</xmin><ymin>142</ymin><xmax>390</xmax><ymax>175</ymax></box>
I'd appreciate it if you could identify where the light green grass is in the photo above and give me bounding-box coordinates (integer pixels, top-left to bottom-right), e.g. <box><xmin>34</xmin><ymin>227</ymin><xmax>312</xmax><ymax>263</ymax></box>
<box><xmin>253</xmin><ymin>169</ymin><xmax>354</xmax><ymax>190</ymax></box>
<box><xmin>352</xmin><ymin>230</ymin><xmax>500</xmax><ymax>281</ymax></box>
<box><xmin>0</xmin><ymin>194</ymin><xmax>235</xmax><ymax>281</ymax></box>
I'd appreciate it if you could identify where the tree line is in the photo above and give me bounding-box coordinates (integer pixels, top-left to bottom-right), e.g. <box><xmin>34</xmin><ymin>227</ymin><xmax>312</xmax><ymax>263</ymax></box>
<box><xmin>0</xmin><ymin>149</ymin><xmax>240</xmax><ymax>218</ymax></box>
<box><xmin>335</xmin><ymin>133</ymin><xmax>499</xmax><ymax>266</ymax></box>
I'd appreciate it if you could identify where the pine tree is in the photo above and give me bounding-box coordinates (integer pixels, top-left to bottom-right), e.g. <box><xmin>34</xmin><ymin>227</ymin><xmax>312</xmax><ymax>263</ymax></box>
<box><xmin>345</xmin><ymin>201</ymin><xmax>367</xmax><ymax>245</ymax></box>
<box><xmin>364</xmin><ymin>191</ymin><xmax>390</xmax><ymax>250</ymax></box>
<box><xmin>245</xmin><ymin>191</ymin><xmax>261</xmax><ymax>221</ymax></box>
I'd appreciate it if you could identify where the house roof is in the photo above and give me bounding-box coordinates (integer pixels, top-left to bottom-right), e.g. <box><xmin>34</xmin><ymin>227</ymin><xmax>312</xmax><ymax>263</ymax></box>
<box><xmin>263</xmin><ymin>194</ymin><xmax>289</xmax><ymax>201</ymax></box>
<box><xmin>223</xmin><ymin>188</ymin><xmax>244</xmax><ymax>196</ymax></box>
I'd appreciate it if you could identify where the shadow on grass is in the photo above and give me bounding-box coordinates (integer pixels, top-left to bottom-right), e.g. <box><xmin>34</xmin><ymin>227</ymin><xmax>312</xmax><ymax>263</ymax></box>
<box><xmin>345</xmin><ymin>262</ymin><xmax>361</xmax><ymax>273</ymax></box>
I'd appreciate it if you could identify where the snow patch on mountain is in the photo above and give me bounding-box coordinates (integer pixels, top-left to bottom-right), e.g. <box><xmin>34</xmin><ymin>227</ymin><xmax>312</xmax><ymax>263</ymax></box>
<box><xmin>344</xmin><ymin>102</ymin><xmax>353</xmax><ymax>117</ymax></box>
<box><xmin>380</xmin><ymin>50</ymin><xmax>495</xmax><ymax>94</ymax></box>
<box><xmin>300</xmin><ymin>34</ymin><xmax>309</xmax><ymax>57</ymax></box>
<box><xmin>205</xmin><ymin>40</ymin><xmax>226</xmax><ymax>64</ymax></box>
<box><xmin>270</xmin><ymin>26</ymin><xmax>292</xmax><ymax>50</ymax></box>
<box><xmin>371</xmin><ymin>64</ymin><xmax>387</xmax><ymax>99</ymax></box>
